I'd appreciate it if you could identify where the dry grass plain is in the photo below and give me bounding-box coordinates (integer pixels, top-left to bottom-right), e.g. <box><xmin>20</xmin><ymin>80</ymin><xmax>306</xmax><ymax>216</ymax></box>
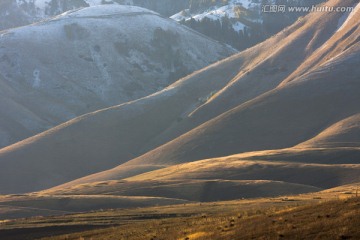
<box><xmin>0</xmin><ymin>183</ymin><xmax>359</xmax><ymax>240</ymax></box>
<box><xmin>40</xmin><ymin>197</ymin><xmax>359</xmax><ymax>240</ymax></box>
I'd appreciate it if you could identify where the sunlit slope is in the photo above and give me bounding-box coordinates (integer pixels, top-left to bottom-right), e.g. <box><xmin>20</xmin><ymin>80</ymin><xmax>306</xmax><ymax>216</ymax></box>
<box><xmin>119</xmin><ymin>5</ymin><xmax>360</xmax><ymax>169</ymax></box>
<box><xmin>0</xmin><ymin>0</ymin><xmax>358</xmax><ymax>195</ymax></box>
<box><xmin>43</xmin><ymin>179</ymin><xmax>321</xmax><ymax>202</ymax></box>
<box><xmin>142</xmin><ymin>0</ymin><xmax>357</xmax><ymax>151</ymax></box>
<box><xmin>59</xmin><ymin>0</ymin><xmax>360</xmax><ymax>189</ymax></box>
<box><xmin>126</xmin><ymin>150</ymin><xmax>360</xmax><ymax>186</ymax></box>
<box><xmin>38</xmin><ymin>147</ymin><xmax>360</xmax><ymax>217</ymax></box>
<box><xmin>48</xmin><ymin>147</ymin><xmax>360</xmax><ymax>200</ymax></box>
<box><xmin>298</xmin><ymin>114</ymin><xmax>360</xmax><ymax>148</ymax></box>
<box><xmin>124</xmin><ymin>3</ymin><xmax>360</xmax><ymax>164</ymax></box>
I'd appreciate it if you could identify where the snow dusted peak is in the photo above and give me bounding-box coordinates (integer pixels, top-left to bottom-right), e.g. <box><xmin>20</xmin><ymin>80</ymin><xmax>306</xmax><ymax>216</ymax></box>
<box><xmin>171</xmin><ymin>0</ymin><xmax>261</xmax><ymax>21</ymax></box>
<box><xmin>15</xmin><ymin>0</ymin><xmax>118</xmax><ymax>10</ymax></box>
<box><xmin>170</xmin><ymin>0</ymin><xmax>262</xmax><ymax>32</ymax></box>
<box><xmin>85</xmin><ymin>0</ymin><xmax>134</xmax><ymax>6</ymax></box>
<box><xmin>14</xmin><ymin>0</ymin><xmax>144</xmax><ymax>20</ymax></box>
<box><xmin>61</xmin><ymin>5</ymin><xmax>158</xmax><ymax>18</ymax></box>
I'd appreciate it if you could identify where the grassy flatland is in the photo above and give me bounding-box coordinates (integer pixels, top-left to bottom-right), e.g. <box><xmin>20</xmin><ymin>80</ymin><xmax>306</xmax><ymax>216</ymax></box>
<box><xmin>38</xmin><ymin>197</ymin><xmax>360</xmax><ymax>240</ymax></box>
<box><xmin>0</xmin><ymin>195</ymin><xmax>190</xmax><ymax>220</ymax></box>
<box><xmin>0</xmin><ymin>183</ymin><xmax>359</xmax><ymax>240</ymax></box>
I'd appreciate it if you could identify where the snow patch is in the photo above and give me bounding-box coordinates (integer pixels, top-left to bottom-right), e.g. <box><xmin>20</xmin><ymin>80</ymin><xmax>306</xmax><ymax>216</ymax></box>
<box><xmin>170</xmin><ymin>0</ymin><xmax>260</xmax><ymax>32</ymax></box>
<box><xmin>192</xmin><ymin>5</ymin><xmax>237</xmax><ymax>21</ymax></box>
<box><xmin>232</xmin><ymin>21</ymin><xmax>245</xmax><ymax>32</ymax></box>
<box><xmin>171</xmin><ymin>9</ymin><xmax>191</xmax><ymax>21</ymax></box>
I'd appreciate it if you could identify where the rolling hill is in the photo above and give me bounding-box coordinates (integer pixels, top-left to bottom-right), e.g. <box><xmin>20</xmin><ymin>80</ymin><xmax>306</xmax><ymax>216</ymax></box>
<box><xmin>43</xmin><ymin>146</ymin><xmax>360</xmax><ymax>206</ymax></box>
<box><xmin>112</xmin><ymin>0</ymin><xmax>360</xmax><ymax>169</ymax></box>
<box><xmin>297</xmin><ymin>113</ymin><xmax>360</xmax><ymax>148</ymax></box>
<box><xmin>0</xmin><ymin>4</ymin><xmax>235</xmax><ymax>148</ymax></box>
<box><xmin>46</xmin><ymin>0</ymin><xmax>360</xmax><ymax>191</ymax></box>
<box><xmin>0</xmin><ymin>0</ymin><xmax>358</xmax><ymax>212</ymax></box>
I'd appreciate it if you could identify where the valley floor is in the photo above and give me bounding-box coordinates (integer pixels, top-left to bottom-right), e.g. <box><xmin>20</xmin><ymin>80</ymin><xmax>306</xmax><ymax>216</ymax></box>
<box><xmin>0</xmin><ymin>183</ymin><xmax>359</xmax><ymax>240</ymax></box>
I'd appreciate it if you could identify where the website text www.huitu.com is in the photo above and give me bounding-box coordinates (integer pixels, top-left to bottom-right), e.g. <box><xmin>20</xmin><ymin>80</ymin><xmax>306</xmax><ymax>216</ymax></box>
<box><xmin>262</xmin><ymin>5</ymin><xmax>354</xmax><ymax>13</ymax></box>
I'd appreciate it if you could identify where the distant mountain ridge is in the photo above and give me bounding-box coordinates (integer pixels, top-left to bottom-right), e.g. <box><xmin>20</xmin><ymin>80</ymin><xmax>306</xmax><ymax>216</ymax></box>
<box><xmin>1</xmin><ymin>0</ymin><xmax>326</xmax><ymax>51</ymax></box>
<box><xmin>170</xmin><ymin>0</ymin><xmax>327</xmax><ymax>50</ymax></box>
<box><xmin>0</xmin><ymin>0</ymin><xmax>190</xmax><ymax>30</ymax></box>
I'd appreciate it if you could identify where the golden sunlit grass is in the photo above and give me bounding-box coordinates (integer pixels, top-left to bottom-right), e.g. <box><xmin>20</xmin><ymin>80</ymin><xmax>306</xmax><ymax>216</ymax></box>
<box><xmin>35</xmin><ymin>196</ymin><xmax>360</xmax><ymax>240</ymax></box>
<box><xmin>1</xmin><ymin>184</ymin><xmax>359</xmax><ymax>240</ymax></box>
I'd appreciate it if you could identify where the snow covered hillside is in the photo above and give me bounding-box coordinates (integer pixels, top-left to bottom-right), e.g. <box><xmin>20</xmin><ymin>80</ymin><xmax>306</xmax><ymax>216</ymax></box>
<box><xmin>0</xmin><ymin>5</ymin><xmax>235</xmax><ymax>148</ymax></box>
